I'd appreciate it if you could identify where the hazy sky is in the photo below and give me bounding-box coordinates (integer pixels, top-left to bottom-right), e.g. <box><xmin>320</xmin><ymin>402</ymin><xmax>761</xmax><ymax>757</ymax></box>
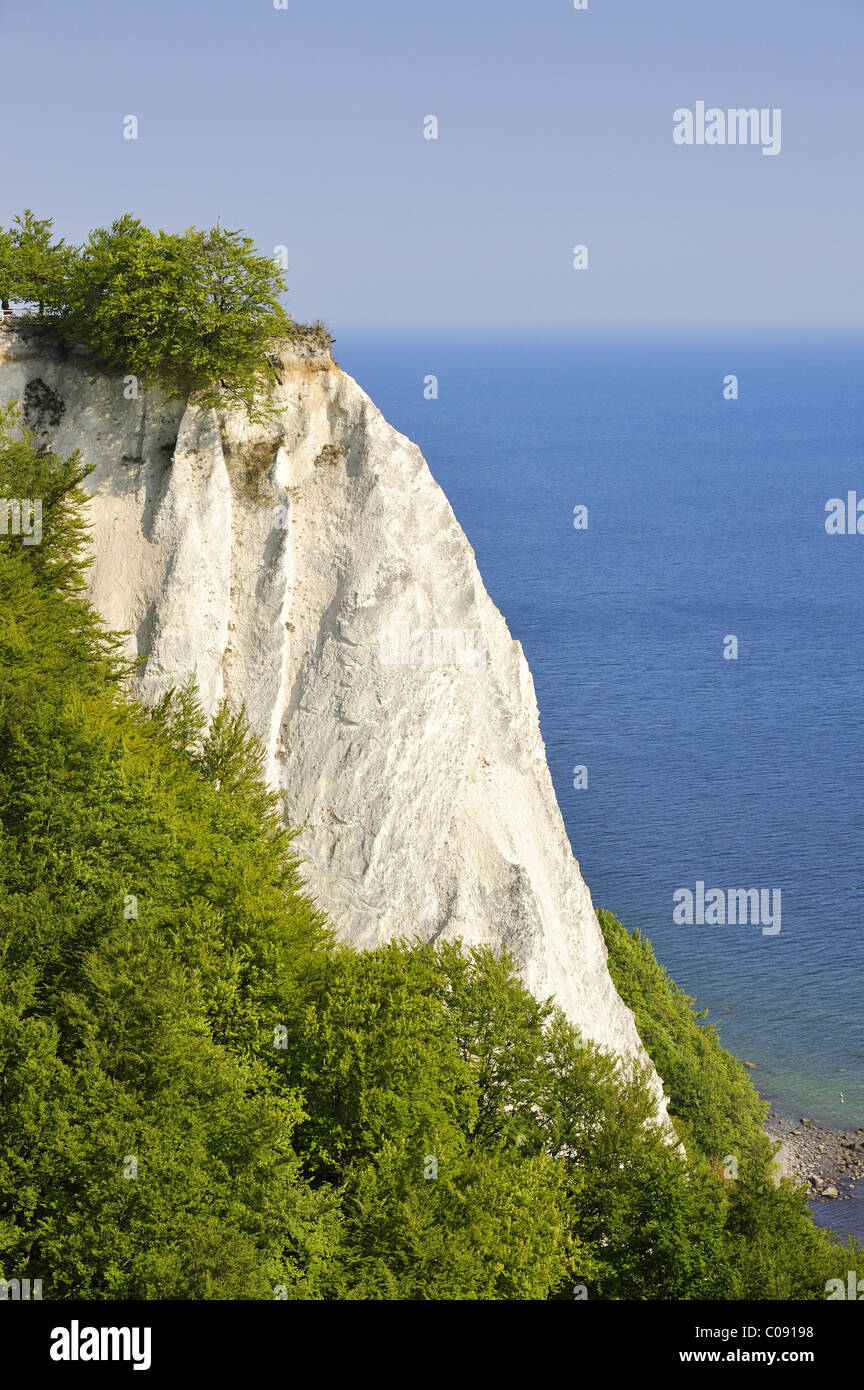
<box><xmin>1</xmin><ymin>0</ymin><xmax>861</xmax><ymax>326</ymax></box>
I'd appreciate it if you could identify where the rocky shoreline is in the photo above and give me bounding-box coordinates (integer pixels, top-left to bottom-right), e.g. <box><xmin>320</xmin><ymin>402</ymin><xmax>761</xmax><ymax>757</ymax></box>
<box><xmin>767</xmin><ymin>1108</ymin><xmax>864</xmax><ymax>1205</ymax></box>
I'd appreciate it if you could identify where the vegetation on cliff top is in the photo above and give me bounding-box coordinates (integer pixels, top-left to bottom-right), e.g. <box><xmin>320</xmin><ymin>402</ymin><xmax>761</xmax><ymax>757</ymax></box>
<box><xmin>0</xmin><ymin>211</ymin><xmax>290</xmax><ymax>416</ymax></box>
<box><xmin>0</xmin><ymin>408</ymin><xmax>857</xmax><ymax>1300</ymax></box>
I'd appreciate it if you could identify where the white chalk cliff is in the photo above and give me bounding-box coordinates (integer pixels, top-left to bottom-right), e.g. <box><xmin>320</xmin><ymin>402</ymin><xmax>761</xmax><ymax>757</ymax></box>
<box><xmin>0</xmin><ymin>326</ymin><xmax>669</xmax><ymax>1113</ymax></box>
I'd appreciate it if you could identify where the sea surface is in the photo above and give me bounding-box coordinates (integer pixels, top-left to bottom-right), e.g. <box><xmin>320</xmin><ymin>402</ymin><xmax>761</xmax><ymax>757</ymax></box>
<box><xmin>332</xmin><ymin>327</ymin><xmax>864</xmax><ymax>1235</ymax></box>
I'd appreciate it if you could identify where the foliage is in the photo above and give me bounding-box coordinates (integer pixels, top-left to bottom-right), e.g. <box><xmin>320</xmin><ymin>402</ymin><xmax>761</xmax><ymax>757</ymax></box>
<box><xmin>0</xmin><ymin>212</ymin><xmax>291</xmax><ymax>417</ymax></box>
<box><xmin>0</xmin><ymin>210</ymin><xmax>71</xmax><ymax>314</ymax></box>
<box><xmin>599</xmin><ymin>907</ymin><xmax>774</xmax><ymax>1171</ymax></box>
<box><xmin>278</xmin><ymin>941</ymin><xmax>580</xmax><ymax>1298</ymax></box>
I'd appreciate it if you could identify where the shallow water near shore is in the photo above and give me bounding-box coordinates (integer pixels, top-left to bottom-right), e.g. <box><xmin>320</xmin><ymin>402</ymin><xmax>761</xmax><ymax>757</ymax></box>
<box><xmin>334</xmin><ymin>327</ymin><xmax>864</xmax><ymax>1147</ymax></box>
<box><xmin>813</xmin><ymin>1192</ymin><xmax>864</xmax><ymax>1243</ymax></box>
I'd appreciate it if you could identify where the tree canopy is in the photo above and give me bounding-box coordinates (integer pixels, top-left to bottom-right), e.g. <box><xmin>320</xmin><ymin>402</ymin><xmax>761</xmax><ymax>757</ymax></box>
<box><xmin>0</xmin><ymin>212</ymin><xmax>291</xmax><ymax>416</ymax></box>
<box><xmin>0</xmin><ymin>211</ymin><xmax>70</xmax><ymax>315</ymax></box>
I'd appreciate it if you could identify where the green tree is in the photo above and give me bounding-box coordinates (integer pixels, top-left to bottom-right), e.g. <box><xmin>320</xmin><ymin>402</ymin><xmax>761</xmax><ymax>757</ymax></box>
<box><xmin>341</xmin><ymin>1140</ymin><xmax>570</xmax><ymax>1300</ymax></box>
<box><xmin>288</xmin><ymin>941</ymin><xmax>577</xmax><ymax>1299</ymax></box>
<box><xmin>171</xmin><ymin>223</ymin><xmax>293</xmax><ymax>412</ymax></box>
<box><xmin>599</xmin><ymin>907</ymin><xmax>773</xmax><ymax>1172</ymax></box>
<box><xmin>726</xmin><ymin>1175</ymin><xmax>862</xmax><ymax>1300</ymax></box>
<box><xmin>0</xmin><ymin>210</ymin><xmax>71</xmax><ymax>316</ymax></box>
<box><xmin>58</xmin><ymin>216</ymin><xmax>291</xmax><ymax>415</ymax></box>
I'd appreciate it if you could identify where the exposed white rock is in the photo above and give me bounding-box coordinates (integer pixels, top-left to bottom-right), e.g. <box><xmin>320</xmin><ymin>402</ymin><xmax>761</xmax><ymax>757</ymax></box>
<box><xmin>0</xmin><ymin>326</ymin><xmax>670</xmax><ymax>1116</ymax></box>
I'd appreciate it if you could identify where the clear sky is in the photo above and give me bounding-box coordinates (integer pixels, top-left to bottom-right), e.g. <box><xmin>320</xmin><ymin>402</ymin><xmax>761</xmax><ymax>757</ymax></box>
<box><xmin>1</xmin><ymin>0</ymin><xmax>861</xmax><ymax>326</ymax></box>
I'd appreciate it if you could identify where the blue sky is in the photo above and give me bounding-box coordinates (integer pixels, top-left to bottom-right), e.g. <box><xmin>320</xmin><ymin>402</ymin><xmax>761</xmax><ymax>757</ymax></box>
<box><xmin>1</xmin><ymin>0</ymin><xmax>861</xmax><ymax>326</ymax></box>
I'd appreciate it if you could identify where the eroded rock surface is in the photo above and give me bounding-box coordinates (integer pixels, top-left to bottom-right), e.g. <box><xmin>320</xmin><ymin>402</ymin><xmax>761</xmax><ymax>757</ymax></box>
<box><xmin>0</xmin><ymin>326</ymin><xmax>670</xmax><ymax>1114</ymax></box>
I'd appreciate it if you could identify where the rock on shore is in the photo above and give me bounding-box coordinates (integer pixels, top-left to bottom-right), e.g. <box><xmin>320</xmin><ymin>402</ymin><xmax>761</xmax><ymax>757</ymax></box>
<box><xmin>768</xmin><ymin>1110</ymin><xmax>864</xmax><ymax>1204</ymax></box>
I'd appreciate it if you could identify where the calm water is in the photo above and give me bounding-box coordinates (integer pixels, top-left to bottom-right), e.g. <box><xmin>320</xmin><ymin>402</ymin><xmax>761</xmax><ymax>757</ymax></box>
<box><xmin>333</xmin><ymin>329</ymin><xmax>864</xmax><ymax>1175</ymax></box>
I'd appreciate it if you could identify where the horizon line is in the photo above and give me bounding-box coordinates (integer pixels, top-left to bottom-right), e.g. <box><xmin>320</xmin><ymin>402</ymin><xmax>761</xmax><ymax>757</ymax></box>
<box><xmin>322</xmin><ymin>321</ymin><xmax>864</xmax><ymax>334</ymax></box>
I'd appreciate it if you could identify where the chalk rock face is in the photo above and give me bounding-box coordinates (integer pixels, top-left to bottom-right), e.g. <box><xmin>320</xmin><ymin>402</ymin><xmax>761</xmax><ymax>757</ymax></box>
<box><xmin>0</xmin><ymin>327</ymin><xmax>668</xmax><ymax>1108</ymax></box>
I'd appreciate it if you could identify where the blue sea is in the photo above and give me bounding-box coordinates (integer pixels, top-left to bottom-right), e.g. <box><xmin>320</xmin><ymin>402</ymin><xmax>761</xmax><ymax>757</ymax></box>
<box><xmin>333</xmin><ymin>328</ymin><xmax>864</xmax><ymax>1234</ymax></box>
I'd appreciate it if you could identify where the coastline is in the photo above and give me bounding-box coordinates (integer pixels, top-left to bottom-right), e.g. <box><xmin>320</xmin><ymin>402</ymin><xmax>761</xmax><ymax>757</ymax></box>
<box><xmin>766</xmin><ymin>1098</ymin><xmax>864</xmax><ymax>1242</ymax></box>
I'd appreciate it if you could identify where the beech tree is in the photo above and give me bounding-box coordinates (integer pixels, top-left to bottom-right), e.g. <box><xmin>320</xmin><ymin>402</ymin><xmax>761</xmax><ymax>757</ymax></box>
<box><xmin>58</xmin><ymin>216</ymin><xmax>291</xmax><ymax>415</ymax></box>
<box><xmin>2</xmin><ymin>213</ymin><xmax>291</xmax><ymax>414</ymax></box>
<box><xmin>0</xmin><ymin>210</ymin><xmax>71</xmax><ymax>315</ymax></box>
